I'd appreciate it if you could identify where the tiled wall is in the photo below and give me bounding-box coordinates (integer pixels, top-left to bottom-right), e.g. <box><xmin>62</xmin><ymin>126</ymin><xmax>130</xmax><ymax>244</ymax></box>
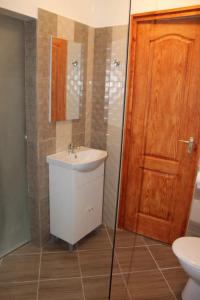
<box><xmin>33</xmin><ymin>9</ymin><xmax>94</xmax><ymax>245</ymax></box>
<box><xmin>85</xmin><ymin>27</ymin><xmax>95</xmax><ymax>146</ymax></box>
<box><xmin>71</xmin><ymin>22</ymin><xmax>89</xmax><ymax>146</ymax></box>
<box><xmin>91</xmin><ymin>27</ymin><xmax>112</xmax><ymax>150</ymax></box>
<box><xmin>91</xmin><ymin>25</ymin><xmax>128</xmax><ymax>229</ymax></box>
<box><xmin>27</xmin><ymin>8</ymin><xmax>128</xmax><ymax>244</ymax></box>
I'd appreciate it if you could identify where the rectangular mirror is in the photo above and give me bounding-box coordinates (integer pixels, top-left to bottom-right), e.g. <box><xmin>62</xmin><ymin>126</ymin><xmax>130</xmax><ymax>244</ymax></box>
<box><xmin>67</xmin><ymin>41</ymin><xmax>83</xmax><ymax>120</ymax></box>
<box><xmin>49</xmin><ymin>36</ymin><xmax>83</xmax><ymax>122</ymax></box>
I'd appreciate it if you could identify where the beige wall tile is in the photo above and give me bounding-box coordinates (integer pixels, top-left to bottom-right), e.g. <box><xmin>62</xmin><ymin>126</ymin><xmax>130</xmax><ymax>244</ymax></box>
<box><xmin>85</xmin><ymin>27</ymin><xmax>94</xmax><ymax>146</ymax></box>
<box><xmin>56</xmin><ymin>121</ymin><xmax>72</xmax><ymax>152</ymax></box>
<box><xmin>57</xmin><ymin>15</ymin><xmax>74</xmax><ymax>40</ymax></box>
<box><xmin>71</xmin><ymin>21</ymin><xmax>89</xmax><ymax>146</ymax></box>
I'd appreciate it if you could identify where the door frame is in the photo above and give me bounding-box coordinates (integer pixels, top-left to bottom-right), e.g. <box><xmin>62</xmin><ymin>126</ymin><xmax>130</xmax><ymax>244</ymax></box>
<box><xmin>118</xmin><ymin>5</ymin><xmax>200</xmax><ymax>228</ymax></box>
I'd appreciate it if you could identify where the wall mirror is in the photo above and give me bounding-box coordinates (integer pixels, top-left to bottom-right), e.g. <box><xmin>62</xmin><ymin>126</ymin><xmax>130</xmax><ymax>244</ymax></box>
<box><xmin>49</xmin><ymin>36</ymin><xmax>83</xmax><ymax>122</ymax></box>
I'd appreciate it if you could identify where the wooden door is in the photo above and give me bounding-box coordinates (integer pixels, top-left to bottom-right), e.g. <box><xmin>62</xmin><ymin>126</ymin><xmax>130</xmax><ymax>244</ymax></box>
<box><xmin>119</xmin><ymin>7</ymin><xmax>200</xmax><ymax>244</ymax></box>
<box><xmin>51</xmin><ymin>37</ymin><xmax>67</xmax><ymax>121</ymax></box>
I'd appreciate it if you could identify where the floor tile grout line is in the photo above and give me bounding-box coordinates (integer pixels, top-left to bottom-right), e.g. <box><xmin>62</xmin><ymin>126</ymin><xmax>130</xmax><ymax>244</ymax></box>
<box><xmin>142</xmin><ymin>238</ymin><xmax>167</xmax><ymax>248</ymax></box>
<box><xmin>114</xmin><ymin>255</ymin><xmax>133</xmax><ymax>300</ymax></box>
<box><xmin>160</xmin><ymin>269</ymin><xmax>179</xmax><ymax>300</ymax></box>
<box><xmin>140</xmin><ymin>243</ymin><xmax>165</xmax><ymax>247</ymax></box>
<box><xmin>145</xmin><ymin>245</ymin><xmax>178</xmax><ymax>300</ymax></box>
<box><xmin>36</xmin><ymin>248</ymin><xmax>42</xmax><ymax>300</ymax></box>
<box><xmin>1</xmin><ymin>267</ymin><xmax>181</xmax><ymax>286</ymax></box>
<box><xmin>0</xmin><ymin>280</ymin><xmax>39</xmax><ymax>285</ymax></box>
<box><xmin>0</xmin><ymin>274</ymin><xmax>123</xmax><ymax>286</ymax></box>
<box><xmin>42</xmin><ymin>250</ymin><xmax>76</xmax><ymax>254</ymax></box>
<box><xmin>1</xmin><ymin>266</ymin><xmax>183</xmax><ymax>286</ymax></box>
<box><xmin>121</xmin><ymin>268</ymin><xmax>162</xmax><ymax>275</ymax></box>
<box><xmin>7</xmin><ymin>245</ymin><xmax>169</xmax><ymax>256</ymax></box>
<box><xmin>114</xmin><ymin>244</ymin><xmax>162</xmax><ymax>249</ymax></box>
<box><xmin>5</xmin><ymin>272</ymin><xmax>128</xmax><ymax>281</ymax></box>
<box><xmin>160</xmin><ymin>266</ymin><xmax>182</xmax><ymax>271</ymax></box>
<box><xmin>147</xmin><ymin>244</ymin><xmax>169</xmax><ymax>248</ymax></box>
<box><xmin>76</xmin><ymin>251</ymin><xmax>86</xmax><ymax>300</ymax></box>
<box><xmin>5</xmin><ymin>243</ymin><xmax>166</xmax><ymax>256</ymax></box>
<box><xmin>76</xmin><ymin>246</ymin><xmax>112</xmax><ymax>252</ymax></box>
<box><xmin>2</xmin><ymin>267</ymin><xmax>181</xmax><ymax>285</ymax></box>
<box><xmin>82</xmin><ymin>272</ymin><xmax>123</xmax><ymax>278</ymax></box>
<box><xmin>9</xmin><ymin>253</ymin><xmax>41</xmax><ymax>256</ymax></box>
<box><xmin>105</xmin><ymin>226</ymin><xmax>133</xmax><ymax>300</ymax></box>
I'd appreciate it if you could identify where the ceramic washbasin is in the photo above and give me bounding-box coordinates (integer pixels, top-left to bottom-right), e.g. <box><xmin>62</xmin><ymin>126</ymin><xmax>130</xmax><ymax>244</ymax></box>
<box><xmin>47</xmin><ymin>147</ymin><xmax>107</xmax><ymax>172</ymax></box>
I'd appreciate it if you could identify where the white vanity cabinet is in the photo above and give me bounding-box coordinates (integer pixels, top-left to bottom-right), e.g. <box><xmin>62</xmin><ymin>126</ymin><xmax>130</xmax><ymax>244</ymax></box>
<box><xmin>47</xmin><ymin>148</ymin><xmax>107</xmax><ymax>246</ymax></box>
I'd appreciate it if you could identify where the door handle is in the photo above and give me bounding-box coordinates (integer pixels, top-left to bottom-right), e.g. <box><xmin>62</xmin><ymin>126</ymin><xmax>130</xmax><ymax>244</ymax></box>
<box><xmin>178</xmin><ymin>137</ymin><xmax>194</xmax><ymax>154</ymax></box>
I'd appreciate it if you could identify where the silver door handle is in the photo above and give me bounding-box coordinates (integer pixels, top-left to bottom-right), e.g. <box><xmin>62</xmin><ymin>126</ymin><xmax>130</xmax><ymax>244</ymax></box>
<box><xmin>178</xmin><ymin>137</ymin><xmax>194</xmax><ymax>154</ymax></box>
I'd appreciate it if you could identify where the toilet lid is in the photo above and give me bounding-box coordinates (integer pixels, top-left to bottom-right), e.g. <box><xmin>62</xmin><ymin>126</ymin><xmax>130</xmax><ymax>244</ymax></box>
<box><xmin>172</xmin><ymin>237</ymin><xmax>200</xmax><ymax>269</ymax></box>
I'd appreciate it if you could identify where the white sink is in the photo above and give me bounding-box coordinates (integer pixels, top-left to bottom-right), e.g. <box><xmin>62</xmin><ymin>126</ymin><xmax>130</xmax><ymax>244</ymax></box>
<box><xmin>47</xmin><ymin>147</ymin><xmax>107</xmax><ymax>172</ymax></box>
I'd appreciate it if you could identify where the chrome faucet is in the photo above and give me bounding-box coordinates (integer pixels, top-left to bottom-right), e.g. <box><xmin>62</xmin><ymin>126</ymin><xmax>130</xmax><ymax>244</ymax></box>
<box><xmin>68</xmin><ymin>143</ymin><xmax>79</xmax><ymax>154</ymax></box>
<box><xmin>68</xmin><ymin>143</ymin><xmax>74</xmax><ymax>153</ymax></box>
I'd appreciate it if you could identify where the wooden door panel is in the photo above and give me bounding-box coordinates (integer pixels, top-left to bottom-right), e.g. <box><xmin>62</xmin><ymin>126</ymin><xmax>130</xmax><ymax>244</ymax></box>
<box><xmin>145</xmin><ymin>36</ymin><xmax>193</xmax><ymax>160</ymax></box>
<box><xmin>139</xmin><ymin>169</ymin><xmax>176</xmax><ymax>221</ymax></box>
<box><xmin>142</xmin><ymin>156</ymin><xmax>179</xmax><ymax>175</ymax></box>
<box><xmin>137</xmin><ymin>214</ymin><xmax>171</xmax><ymax>242</ymax></box>
<box><xmin>120</xmin><ymin>10</ymin><xmax>200</xmax><ymax>244</ymax></box>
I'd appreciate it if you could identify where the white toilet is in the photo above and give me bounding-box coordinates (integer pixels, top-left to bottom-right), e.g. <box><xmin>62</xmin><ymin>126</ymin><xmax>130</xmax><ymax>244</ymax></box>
<box><xmin>172</xmin><ymin>237</ymin><xmax>200</xmax><ymax>300</ymax></box>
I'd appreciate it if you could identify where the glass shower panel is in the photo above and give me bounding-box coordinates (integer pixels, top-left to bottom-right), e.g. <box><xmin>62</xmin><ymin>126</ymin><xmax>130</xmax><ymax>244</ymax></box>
<box><xmin>89</xmin><ymin>1</ymin><xmax>131</xmax><ymax>299</ymax></box>
<box><xmin>103</xmin><ymin>36</ymin><xmax>129</xmax><ymax>230</ymax></box>
<box><xmin>111</xmin><ymin>1</ymin><xmax>200</xmax><ymax>300</ymax></box>
<box><xmin>0</xmin><ymin>14</ymin><xmax>30</xmax><ymax>257</ymax></box>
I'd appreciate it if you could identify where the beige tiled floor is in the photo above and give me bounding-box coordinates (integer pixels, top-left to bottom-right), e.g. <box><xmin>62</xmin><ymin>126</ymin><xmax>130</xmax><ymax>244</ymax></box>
<box><xmin>0</xmin><ymin>226</ymin><xmax>188</xmax><ymax>300</ymax></box>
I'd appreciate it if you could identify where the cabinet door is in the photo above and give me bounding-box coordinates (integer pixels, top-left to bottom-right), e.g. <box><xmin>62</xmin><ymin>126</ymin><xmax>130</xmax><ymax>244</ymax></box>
<box><xmin>75</xmin><ymin>176</ymin><xmax>104</xmax><ymax>242</ymax></box>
